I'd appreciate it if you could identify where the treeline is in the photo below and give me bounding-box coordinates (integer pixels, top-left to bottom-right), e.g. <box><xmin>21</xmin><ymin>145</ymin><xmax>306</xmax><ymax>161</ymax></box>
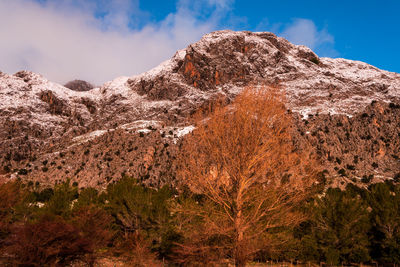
<box><xmin>0</xmin><ymin>177</ymin><xmax>174</xmax><ymax>266</ymax></box>
<box><xmin>1</xmin><ymin>177</ymin><xmax>400</xmax><ymax>266</ymax></box>
<box><xmin>282</xmin><ymin>181</ymin><xmax>400</xmax><ymax>265</ymax></box>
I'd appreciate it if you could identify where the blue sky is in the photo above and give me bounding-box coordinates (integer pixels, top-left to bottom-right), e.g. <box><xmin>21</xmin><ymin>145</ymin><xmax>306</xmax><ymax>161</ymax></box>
<box><xmin>0</xmin><ymin>0</ymin><xmax>399</xmax><ymax>84</ymax></box>
<box><xmin>140</xmin><ymin>0</ymin><xmax>400</xmax><ymax>71</ymax></box>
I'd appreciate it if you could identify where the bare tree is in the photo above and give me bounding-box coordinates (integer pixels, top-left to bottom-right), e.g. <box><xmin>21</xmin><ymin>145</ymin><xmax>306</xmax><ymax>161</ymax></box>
<box><xmin>175</xmin><ymin>86</ymin><xmax>318</xmax><ymax>266</ymax></box>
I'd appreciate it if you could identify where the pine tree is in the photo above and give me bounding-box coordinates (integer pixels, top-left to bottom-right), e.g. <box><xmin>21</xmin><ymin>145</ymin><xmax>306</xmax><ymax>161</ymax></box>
<box><xmin>368</xmin><ymin>182</ymin><xmax>400</xmax><ymax>263</ymax></box>
<box><xmin>298</xmin><ymin>187</ymin><xmax>370</xmax><ymax>265</ymax></box>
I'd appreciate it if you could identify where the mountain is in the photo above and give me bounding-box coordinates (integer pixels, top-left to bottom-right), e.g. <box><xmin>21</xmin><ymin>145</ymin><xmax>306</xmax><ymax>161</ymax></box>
<box><xmin>1</xmin><ymin>30</ymin><xmax>399</xmax><ymax>188</ymax></box>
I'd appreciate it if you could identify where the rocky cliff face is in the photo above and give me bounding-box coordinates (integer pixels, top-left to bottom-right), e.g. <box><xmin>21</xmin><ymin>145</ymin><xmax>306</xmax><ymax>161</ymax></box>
<box><xmin>295</xmin><ymin>101</ymin><xmax>400</xmax><ymax>187</ymax></box>
<box><xmin>0</xmin><ymin>30</ymin><xmax>399</xmax><ymax>188</ymax></box>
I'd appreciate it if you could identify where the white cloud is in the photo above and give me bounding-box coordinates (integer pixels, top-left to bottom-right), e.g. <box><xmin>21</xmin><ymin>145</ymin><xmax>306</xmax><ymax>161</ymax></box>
<box><xmin>0</xmin><ymin>1</ymin><xmax>337</xmax><ymax>85</ymax></box>
<box><xmin>280</xmin><ymin>19</ymin><xmax>337</xmax><ymax>57</ymax></box>
<box><xmin>0</xmin><ymin>0</ymin><xmax>226</xmax><ymax>85</ymax></box>
<box><xmin>206</xmin><ymin>0</ymin><xmax>234</xmax><ymax>13</ymax></box>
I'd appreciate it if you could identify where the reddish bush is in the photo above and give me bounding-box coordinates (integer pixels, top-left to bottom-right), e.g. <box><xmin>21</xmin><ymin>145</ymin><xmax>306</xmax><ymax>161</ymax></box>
<box><xmin>0</xmin><ymin>181</ymin><xmax>25</xmax><ymax>218</ymax></box>
<box><xmin>6</xmin><ymin>215</ymin><xmax>93</xmax><ymax>266</ymax></box>
<box><xmin>0</xmin><ymin>181</ymin><xmax>26</xmax><ymax>246</ymax></box>
<box><xmin>71</xmin><ymin>205</ymin><xmax>114</xmax><ymax>250</ymax></box>
<box><xmin>114</xmin><ymin>232</ymin><xmax>161</xmax><ymax>267</ymax></box>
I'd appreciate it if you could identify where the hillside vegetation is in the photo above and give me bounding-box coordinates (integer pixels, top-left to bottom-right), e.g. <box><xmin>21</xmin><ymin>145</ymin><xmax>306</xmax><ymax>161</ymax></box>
<box><xmin>1</xmin><ymin>87</ymin><xmax>400</xmax><ymax>266</ymax></box>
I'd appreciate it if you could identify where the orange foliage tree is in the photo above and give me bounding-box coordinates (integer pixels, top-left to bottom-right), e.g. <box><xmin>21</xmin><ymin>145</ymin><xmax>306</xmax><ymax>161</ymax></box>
<box><xmin>175</xmin><ymin>87</ymin><xmax>318</xmax><ymax>266</ymax></box>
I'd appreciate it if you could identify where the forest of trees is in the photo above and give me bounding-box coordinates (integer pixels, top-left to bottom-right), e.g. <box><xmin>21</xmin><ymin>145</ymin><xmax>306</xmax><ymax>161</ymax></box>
<box><xmin>1</xmin><ymin>87</ymin><xmax>400</xmax><ymax>266</ymax></box>
<box><xmin>1</xmin><ymin>177</ymin><xmax>400</xmax><ymax>266</ymax></box>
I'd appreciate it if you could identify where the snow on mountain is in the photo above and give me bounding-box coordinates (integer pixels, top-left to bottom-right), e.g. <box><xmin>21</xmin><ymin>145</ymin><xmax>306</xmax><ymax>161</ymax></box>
<box><xmin>0</xmin><ymin>70</ymin><xmax>99</xmax><ymax>127</ymax></box>
<box><xmin>111</xmin><ymin>30</ymin><xmax>400</xmax><ymax>120</ymax></box>
<box><xmin>3</xmin><ymin>30</ymin><xmax>398</xmax><ymax>134</ymax></box>
<box><xmin>170</xmin><ymin>30</ymin><xmax>400</xmax><ymax>117</ymax></box>
<box><xmin>1</xmin><ymin>30</ymin><xmax>400</xmax><ymax>187</ymax></box>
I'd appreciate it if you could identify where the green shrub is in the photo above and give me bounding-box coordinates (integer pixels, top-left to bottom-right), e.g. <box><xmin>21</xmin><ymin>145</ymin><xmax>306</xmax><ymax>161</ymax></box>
<box><xmin>18</xmin><ymin>169</ymin><xmax>28</xmax><ymax>175</ymax></box>
<box><xmin>338</xmin><ymin>168</ymin><xmax>346</xmax><ymax>176</ymax></box>
<box><xmin>361</xmin><ymin>175</ymin><xmax>373</xmax><ymax>184</ymax></box>
<box><xmin>74</xmin><ymin>187</ymin><xmax>101</xmax><ymax>210</ymax></box>
<box><xmin>346</xmin><ymin>164</ymin><xmax>356</xmax><ymax>170</ymax></box>
<box><xmin>33</xmin><ymin>188</ymin><xmax>54</xmax><ymax>202</ymax></box>
<box><xmin>44</xmin><ymin>180</ymin><xmax>78</xmax><ymax>218</ymax></box>
<box><xmin>105</xmin><ymin>176</ymin><xmax>175</xmax><ymax>257</ymax></box>
<box><xmin>310</xmin><ymin>57</ymin><xmax>320</xmax><ymax>65</ymax></box>
<box><xmin>394</xmin><ymin>173</ymin><xmax>400</xmax><ymax>183</ymax></box>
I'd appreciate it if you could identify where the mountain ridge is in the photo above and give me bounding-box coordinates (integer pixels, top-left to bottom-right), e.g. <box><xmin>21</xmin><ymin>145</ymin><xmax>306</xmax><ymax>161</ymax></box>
<box><xmin>1</xmin><ymin>30</ymin><xmax>399</xmax><ymax>188</ymax></box>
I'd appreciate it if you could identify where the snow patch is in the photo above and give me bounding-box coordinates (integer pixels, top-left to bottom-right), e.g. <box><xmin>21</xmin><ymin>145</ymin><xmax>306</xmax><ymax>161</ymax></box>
<box><xmin>72</xmin><ymin>129</ymin><xmax>109</xmax><ymax>144</ymax></box>
<box><xmin>175</xmin><ymin>125</ymin><xmax>195</xmax><ymax>138</ymax></box>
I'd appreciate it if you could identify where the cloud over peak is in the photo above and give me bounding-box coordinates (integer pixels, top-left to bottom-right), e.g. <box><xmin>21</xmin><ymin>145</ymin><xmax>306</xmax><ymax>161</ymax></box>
<box><xmin>280</xmin><ymin>19</ymin><xmax>336</xmax><ymax>57</ymax></box>
<box><xmin>0</xmin><ymin>0</ymin><xmax>337</xmax><ymax>84</ymax></box>
<box><xmin>0</xmin><ymin>0</ymin><xmax>224</xmax><ymax>84</ymax></box>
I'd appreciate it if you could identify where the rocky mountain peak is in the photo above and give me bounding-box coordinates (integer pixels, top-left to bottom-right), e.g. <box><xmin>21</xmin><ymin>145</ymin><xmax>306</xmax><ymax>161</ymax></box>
<box><xmin>123</xmin><ymin>30</ymin><xmax>400</xmax><ymax>118</ymax></box>
<box><xmin>14</xmin><ymin>70</ymin><xmax>44</xmax><ymax>84</ymax></box>
<box><xmin>126</xmin><ymin>30</ymin><xmax>320</xmax><ymax>101</ymax></box>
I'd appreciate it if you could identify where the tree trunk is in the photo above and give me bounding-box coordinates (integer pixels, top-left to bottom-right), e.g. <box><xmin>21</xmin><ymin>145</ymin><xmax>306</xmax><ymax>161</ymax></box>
<box><xmin>234</xmin><ymin>209</ymin><xmax>246</xmax><ymax>267</ymax></box>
